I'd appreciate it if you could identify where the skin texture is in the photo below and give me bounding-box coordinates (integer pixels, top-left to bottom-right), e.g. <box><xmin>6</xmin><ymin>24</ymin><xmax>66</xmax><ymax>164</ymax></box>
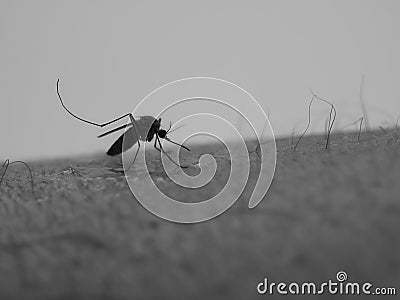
<box><xmin>0</xmin><ymin>129</ymin><xmax>399</xmax><ymax>300</ymax></box>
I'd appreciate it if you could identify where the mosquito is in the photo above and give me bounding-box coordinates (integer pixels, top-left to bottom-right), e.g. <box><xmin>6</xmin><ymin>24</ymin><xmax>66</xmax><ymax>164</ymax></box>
<box><xmin>56</xmin><ymin>79</ymin><xmax>190</xmax><ymax>170</ymax></box>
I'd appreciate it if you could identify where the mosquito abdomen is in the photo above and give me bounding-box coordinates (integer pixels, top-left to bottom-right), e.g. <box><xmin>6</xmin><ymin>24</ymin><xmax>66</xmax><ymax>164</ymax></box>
<box><xmin>107</xmin><ymin>135</ymin><xmax>124</xmax><ymax>156</ymax></box>
<box><xmin>106</xmin><ymin>127</ymin><xmax>138</xmax><ymax>156</ymax></box>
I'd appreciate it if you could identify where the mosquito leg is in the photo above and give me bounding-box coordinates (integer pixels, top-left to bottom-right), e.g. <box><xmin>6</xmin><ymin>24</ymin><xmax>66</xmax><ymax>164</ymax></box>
<box><xmin>124</xmin><ymin>143</ymin><xmax>141</xmax><ymax>172</ymax></box>
<box><xmin>155</xmin><ymin>135</ymin><xmax>188</xmax><ymax>168</ymax></box>
<box><xmin>124</xmin><ymin>114</ymin><xmax>142</xmax><ymax>172</ymax></box>
<box><xmin>153</xmin><ymin>139</ymin><xmax>169</xmax><ymax>167</ymax></box>
<box><xmin>153</xmin><ymin>138</ymin><xmax>164</xmax><ymax>167</ymax></box>
<box><xmin>153</xmin><ymin>138</ymin><xmax>162</xmax><ymax>153</ymax></box>
<box><xmin>128</xmin><ymin>114</ymin><xmax>141</xmax><ymax>148</ymax></box>
<box><xmin>57</xmin><ymin>79</ymin><xmax>135</xmax><ymax>128</ymax></box>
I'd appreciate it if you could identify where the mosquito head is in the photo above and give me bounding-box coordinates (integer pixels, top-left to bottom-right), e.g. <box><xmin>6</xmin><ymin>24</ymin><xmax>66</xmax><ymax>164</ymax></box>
<box><xmin>158</xmin><ymin>120</ymin><xmax>172</xmax><ymax>139</ymax></box>
<box><xmin>157</xmin><ymin>120</ymin><xmax>190</xmax><ymax>151</ymax></box>
<box><xmin>158</xmin><ymin>129</ymin><xmax>168</xmax><ymax>139</ymax></box>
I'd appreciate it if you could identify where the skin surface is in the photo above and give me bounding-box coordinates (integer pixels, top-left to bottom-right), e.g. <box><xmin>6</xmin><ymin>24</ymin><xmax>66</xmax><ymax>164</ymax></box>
<box><xmin>0</xmin><ymin>129</ymin><xmax>399</xmax><ymax>300</ymax></box>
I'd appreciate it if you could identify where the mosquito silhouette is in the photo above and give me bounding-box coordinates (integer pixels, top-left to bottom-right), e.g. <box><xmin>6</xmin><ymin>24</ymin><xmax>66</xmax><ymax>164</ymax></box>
<box><xmin>56</xmin><ymin>79</ymin><xmax>190</xmax><ymax>170</ymax></box>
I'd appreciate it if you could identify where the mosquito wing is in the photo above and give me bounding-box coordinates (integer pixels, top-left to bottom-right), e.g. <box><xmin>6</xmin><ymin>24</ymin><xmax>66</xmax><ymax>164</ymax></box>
<box><xmin>106</xmin><ymin>127</ymin><xmax>139</xmax><ymax>156</ymax></box>
<box><xmin>103</xmin><ymin>115</ymin><xmax>157</xmax><ymax>156</ymax></box>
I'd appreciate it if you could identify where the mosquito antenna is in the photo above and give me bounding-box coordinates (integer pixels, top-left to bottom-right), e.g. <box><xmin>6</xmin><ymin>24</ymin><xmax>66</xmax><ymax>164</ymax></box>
<box><xmin>167</xmin><ymin>124</ymin><xmax>185</xmax><ymax>135</ymax></box>
<box><xmin>0</xmin><ymin>159</ymin><xmax>35</xmax><ymax>197</ymax></box>
<box><xmin>165</xmin><ymin>121</ymin><xmax>172</xmax><ymax>133</ymax></box>
<box><xmin>57</xmin><ymin>79</ymin><xmax>133</xmax><ymax>128</ymax></box>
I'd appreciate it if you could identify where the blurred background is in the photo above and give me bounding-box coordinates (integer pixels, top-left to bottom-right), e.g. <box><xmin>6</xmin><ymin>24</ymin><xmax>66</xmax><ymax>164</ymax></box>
<box><xmin>1</xmin><ymin>0</ymin><xmax>399</xmax><ymax>160</ymax></box>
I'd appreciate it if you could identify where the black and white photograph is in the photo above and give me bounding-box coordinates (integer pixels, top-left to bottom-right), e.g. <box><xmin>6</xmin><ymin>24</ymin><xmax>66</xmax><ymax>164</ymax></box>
<box><xmin>0</xmin><ymin>1</ymin><xmax>399</xmax><ymax>299</ymax></box>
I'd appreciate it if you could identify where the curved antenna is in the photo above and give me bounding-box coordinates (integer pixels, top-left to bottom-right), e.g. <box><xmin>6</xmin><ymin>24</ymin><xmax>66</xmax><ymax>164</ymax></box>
<box><xmin>161</xmin><ymin>121</ymin><xmax>172</xmax><ymax>133</ymax></box>
<box><xmin>167</xmin><ymin>121</ymin><xmax>172</xmax><ymax>133</ymax></box>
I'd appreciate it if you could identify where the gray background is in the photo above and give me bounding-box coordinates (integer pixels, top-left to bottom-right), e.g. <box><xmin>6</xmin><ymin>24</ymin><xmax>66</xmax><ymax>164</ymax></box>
<box><xmin>1</xmin><ymin>0</ymin><xmax>399</xmax><ymax>160</ymax></box>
